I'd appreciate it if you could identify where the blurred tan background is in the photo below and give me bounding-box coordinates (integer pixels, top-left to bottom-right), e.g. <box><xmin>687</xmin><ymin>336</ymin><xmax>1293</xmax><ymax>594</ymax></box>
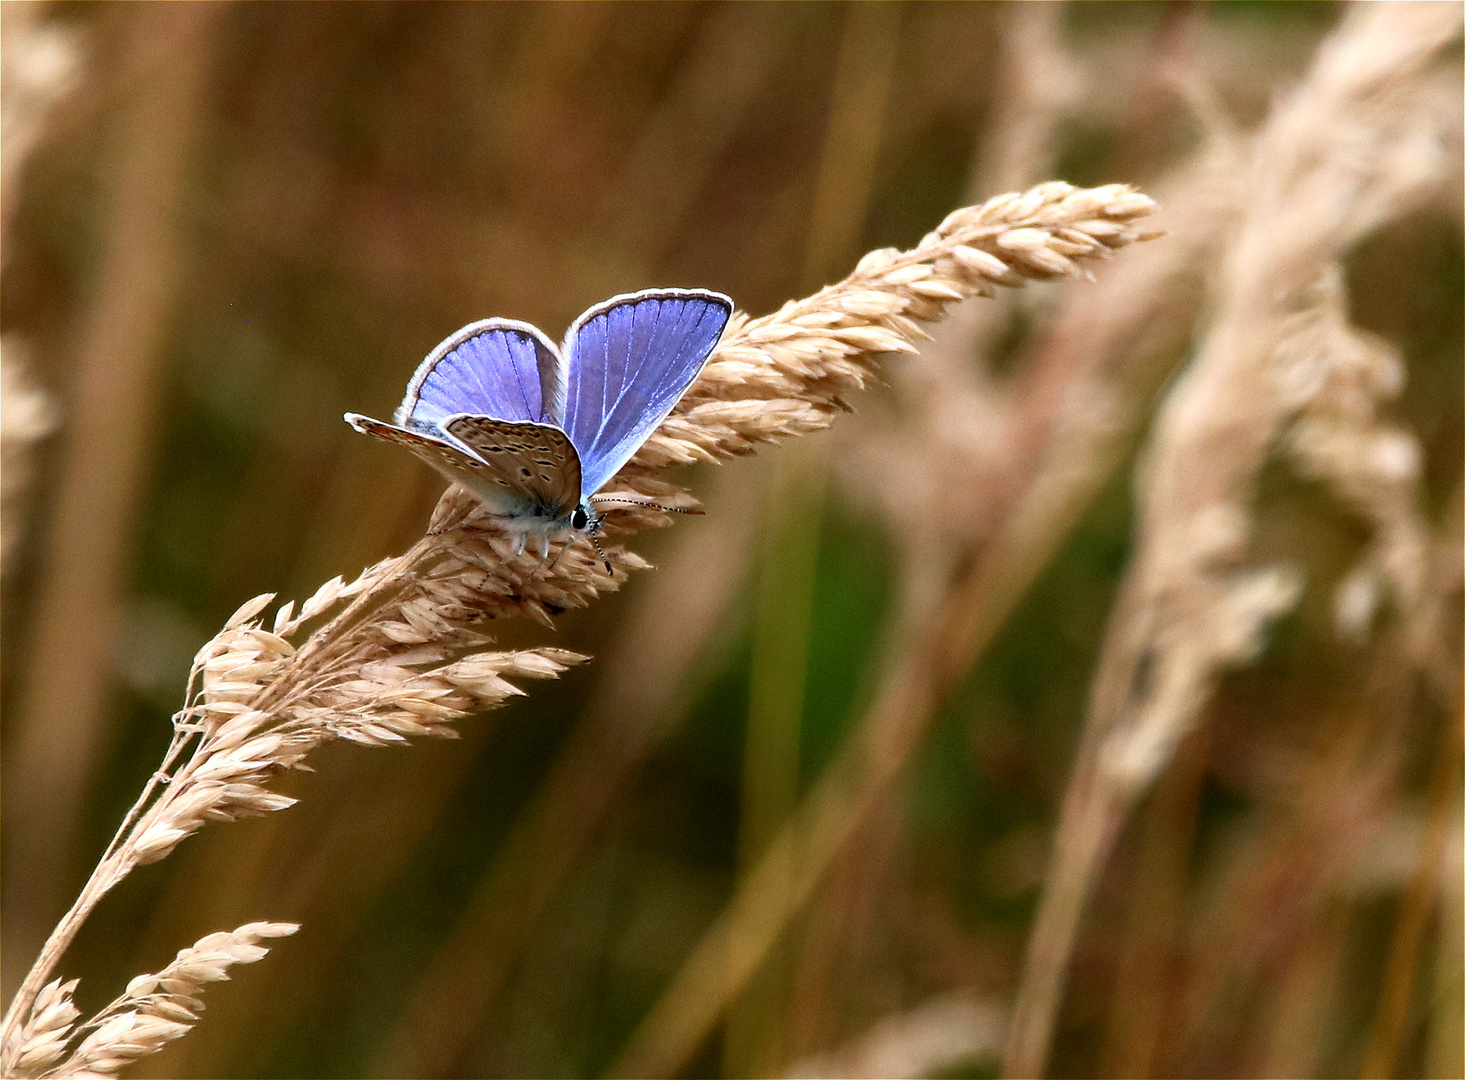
<box><xmin>2</xmin><ymin>2</ymin><xmax>1461</xmax><ymax>1078</ymax></box>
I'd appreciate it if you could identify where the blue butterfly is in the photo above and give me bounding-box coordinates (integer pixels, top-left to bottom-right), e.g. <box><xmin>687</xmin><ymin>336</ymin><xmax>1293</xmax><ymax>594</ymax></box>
<box><xmin>345</xmin><ymin>288</ymin><xmax>733</xmax><ymax>567</ymax></box>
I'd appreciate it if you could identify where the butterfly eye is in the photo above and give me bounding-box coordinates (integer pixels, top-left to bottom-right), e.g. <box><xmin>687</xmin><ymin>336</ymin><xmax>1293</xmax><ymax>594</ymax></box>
<box><xmin>571</xmin><ymin>506</ymin><xmax>589</xmax><ymax>531</ymax></box>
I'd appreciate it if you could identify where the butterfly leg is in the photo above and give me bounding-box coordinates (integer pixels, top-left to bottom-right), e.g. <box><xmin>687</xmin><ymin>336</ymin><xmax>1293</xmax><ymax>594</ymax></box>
<box><xmin>513</xmin><ymin>533</ymin><xmax>527</xmax><ymax>560</ymax></box>
<box><xmin>530</xmin><ymin>535</ymin><xmax>551</xmax><ymax>575</ymax></box>
<box><xmin>545</xmin><ymin>538</ymin><xmax>574</xmax><ymax>575</ymax></box>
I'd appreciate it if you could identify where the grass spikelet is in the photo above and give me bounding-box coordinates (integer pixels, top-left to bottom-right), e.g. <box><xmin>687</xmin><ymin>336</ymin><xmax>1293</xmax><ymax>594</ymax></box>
<box><xmin>7</xmin><ymin>980</ymin><xmax>80</xmax><ymax>1078</ymax></box>
<box><xmin>26</xmin><ymin>923</ymin><xmax>298</xmax><ymax>1080</ymax></box>
<box><xmin>7</xmin><ymin>5</ymin><xmax>1460</xmax><ymax>1077</ymax></box>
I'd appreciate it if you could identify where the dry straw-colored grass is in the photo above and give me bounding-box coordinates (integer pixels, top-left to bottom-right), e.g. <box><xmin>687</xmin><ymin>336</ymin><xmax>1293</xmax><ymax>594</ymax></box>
<box><xmin>0</xmin><ymin>179</ymin><xmax>1157</xmax><ymax>1077</ymax></box>
<box><xmin>1004</xmin><ymin>3</ymin><xmax>1464</xmax><ymax>1075</ymax></box>
<box><xmin>9</xmin><ymin>5</ymin><xmax>1459</xmax><ymax>1078</ymax></box>
<box><xmin>10</xmin><ymin>923</ymin><xmax>298</xmax><ymax>1080</ymax></box>
<box><xmin>0</xmin><ymin>2</ymin><xmax>79</xmax><ymax>212</ymax></box>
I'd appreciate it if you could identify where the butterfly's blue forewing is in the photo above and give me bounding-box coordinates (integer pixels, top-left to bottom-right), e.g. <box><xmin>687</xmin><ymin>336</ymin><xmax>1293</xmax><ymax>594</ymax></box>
<box><xmin>561</xmin><ymin>290</ymin><xmax>732</xmax><ymax>498</ymax></box>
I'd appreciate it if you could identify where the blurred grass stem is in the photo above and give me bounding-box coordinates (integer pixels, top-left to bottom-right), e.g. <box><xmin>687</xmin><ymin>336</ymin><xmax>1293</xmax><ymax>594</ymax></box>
<box><xmin>727</xmin><ymin>4</ymin><xmax>898</xmax><ymax>1074</ymax></box>
<box><xmin>1359</xmin><ymin>699</ymin><xmax>1462</xmax><ymax>1079</ymax></box>
<box><xmin>1097</xmin><ymin>725</ymin><xmax>1209</xmax><ymax>1077</ymax></box>
<box><xmin>1360</xmin><ymin>492</ymin><xmax>1465</xmax><ymax>1079</ymax></box>
<box><xmin>612</xmin><ymin>424</ymin><xmax>1130</xmax><ymax>1078</ymax></box>
<box><xmin>3</xmin><ymin>0</ymin><xmax>223</xmax><ymax>1005</ymax></box>
<box><xmin>1003</xmin><ymin>5</ymin><xmax>1464</xmax><ymax>1074</ymax></box>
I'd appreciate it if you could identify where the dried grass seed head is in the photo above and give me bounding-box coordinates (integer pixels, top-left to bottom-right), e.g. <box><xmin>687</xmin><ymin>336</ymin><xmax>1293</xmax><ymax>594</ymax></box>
<box><xmin>41</xmin><ymin>924</ymin><xmax>298</xmax><ymax>1080</ymax></box>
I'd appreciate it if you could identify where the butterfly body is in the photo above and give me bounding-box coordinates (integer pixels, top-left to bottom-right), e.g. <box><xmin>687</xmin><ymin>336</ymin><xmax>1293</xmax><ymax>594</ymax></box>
<box><xmin>345</xmin><ymin>289</ymin><xmax>732</xmax><ymax>558</ymax></box>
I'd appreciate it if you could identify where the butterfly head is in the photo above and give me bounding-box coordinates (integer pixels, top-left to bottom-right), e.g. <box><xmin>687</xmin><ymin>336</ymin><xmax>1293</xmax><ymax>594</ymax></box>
<box><xmin>519</xmin><ymin>499</ymin><xmax>604</xmax><ymax>543</ymax></box>
<box><xmin>582</xmin><ymin>508</ymin><xmax>613</xmax><ymax>574</ymax></box>
<box><xmin>568</xmin><ymin>502</ymin><xmax>612</xmax><ymax>565</ymax></box>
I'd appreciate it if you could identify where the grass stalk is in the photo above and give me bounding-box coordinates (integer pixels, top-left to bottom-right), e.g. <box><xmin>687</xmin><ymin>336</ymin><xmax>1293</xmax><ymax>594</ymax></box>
<box><xmin>728</xmin><ymin>4</ymin><xmax>899</xmax><ymax>1073</ymax></box>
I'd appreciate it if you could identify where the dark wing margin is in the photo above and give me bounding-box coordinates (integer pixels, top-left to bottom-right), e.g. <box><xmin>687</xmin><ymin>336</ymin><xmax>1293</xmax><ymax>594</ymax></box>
<box><xmin>561</xmin><ymin>289</ymin><xmax>732</xmax><ymax>497</ymax></box>
<box><xmin>441</xmin><ymin>414</ymin><xmax>582</xmax><ymax>518</ymax></box>
<box><xmin>397</xmin><ymin>319</ymin><xmax>565</xmax><ymax>430</ymax></box>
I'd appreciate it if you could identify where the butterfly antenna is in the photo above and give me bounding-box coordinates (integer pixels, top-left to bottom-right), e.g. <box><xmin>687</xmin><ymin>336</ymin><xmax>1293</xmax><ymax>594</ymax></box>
<box><xmin>589</xmin><ymin>532</ymin><xmax>613</xmax><ymax>575</ymax></box>
<box><xmin>588</xmin><ymin>496</ymin><xmax>705</xmax><ymax>516</ymax></box>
